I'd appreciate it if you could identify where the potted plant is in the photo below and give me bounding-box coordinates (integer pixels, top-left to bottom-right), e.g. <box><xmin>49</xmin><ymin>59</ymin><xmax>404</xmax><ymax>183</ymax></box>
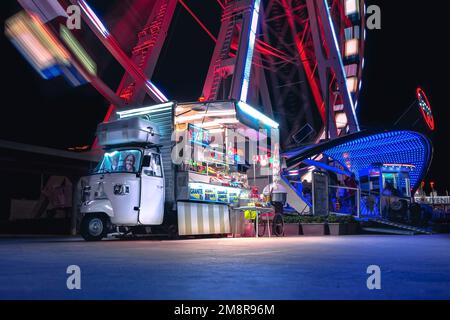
<box><xmin>327</xmin><ymin>214</ymin><xmax>347</xmax><ymax>236</ymax></box>
<box><xmin>299</xmin><ymin>215</ymin><xmax>327</xmax><ymax>236</ymax></box>
<box><xmin>282</xmin><ymin>215</ymin><xmax>301</xmax><ymax>236</ymax></box>
<box><xmin>343</xmin><ymin>215</ymin><xmax>359</xmax><ymax>235</ymax></box>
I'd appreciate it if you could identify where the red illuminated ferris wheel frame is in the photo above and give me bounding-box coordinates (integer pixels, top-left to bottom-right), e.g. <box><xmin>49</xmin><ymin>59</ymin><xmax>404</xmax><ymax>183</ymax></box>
<box><xmin>271</xmin><ymin>0</ymin><xmax>367</xmax><ymax>139</ymax></box>
<box><xmin>416</xmin><ymin>87</ymin><xmax>435</xmax><ymax>131</ymax></box>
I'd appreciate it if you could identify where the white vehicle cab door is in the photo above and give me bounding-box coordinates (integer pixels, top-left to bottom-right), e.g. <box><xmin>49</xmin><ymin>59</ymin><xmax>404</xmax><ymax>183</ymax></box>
<box><xmin>139</xmin><ymin>152</ymin><xmax>165</xmax><ymax>225</ymax></box>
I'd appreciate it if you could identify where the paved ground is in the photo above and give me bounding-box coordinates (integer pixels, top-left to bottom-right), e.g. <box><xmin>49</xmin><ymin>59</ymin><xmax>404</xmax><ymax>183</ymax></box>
<box><xmin>0</xmin><ymin>234</ymin><xmax>449</xmax><ymax>300</ymax></box>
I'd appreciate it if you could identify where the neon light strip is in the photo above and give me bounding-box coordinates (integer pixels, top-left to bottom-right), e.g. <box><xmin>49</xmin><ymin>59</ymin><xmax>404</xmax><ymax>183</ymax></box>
<box><xmin>237</xmin><ymin>101</ymin><xmax>279</xmax><ymax>129</ymax></box>
<box><xmin>240</xmin><ymin>0</ymin><xmax>261</xmax><ymax>103</ymax></box>
<box><xmin>175</xmin><ymin>111</ymin><xmax>237</xmax><ymax>123</ymax></box>
<box><xmin>323</xmin><ymin>0</ymin><xmax>360</xmax><ymax>131</ymax></box>
<box><xmin>117</xmin><ymin>102</ymin><xmax>174</xmax><ymax>118</ymax></box>
<box><xmin>118</xmin><ymin>107</ymin><xmax>172</xmax><ymax>118</ymax></box>
<box><xmin>145</xmin><ymin>80</ymin><xmax>169</xmax><ymax>103</ymax></box>
<box><xmin>383</xmin><ymin>163</ymin><xmax>416</xmax><ymax>168</ymax></box>
<box><xmin>78</xmin><ymin>0</ymin><xmax>109</xmax><ymax>37</ymax></box>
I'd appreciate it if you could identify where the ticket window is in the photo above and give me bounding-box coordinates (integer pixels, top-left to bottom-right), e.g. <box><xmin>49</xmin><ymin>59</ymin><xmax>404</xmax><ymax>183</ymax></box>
<box><xmin>381</xmin><ymin>172</ymin><xmax>411</xmax><ymax>198</ymax></box>
<box><xmin>402</xmin><ymin>174</ymin><xmax>411</xmax><ymax>198</ymax></box>
<box><xmin>360</xmin><ymin>172</ymin><xmax>381</xmax><ymax>194</ymax></box>
<box><xmin>382</xmin><ymin>173</ymin><xmax>398</xmax><ymax>192</ymax></box>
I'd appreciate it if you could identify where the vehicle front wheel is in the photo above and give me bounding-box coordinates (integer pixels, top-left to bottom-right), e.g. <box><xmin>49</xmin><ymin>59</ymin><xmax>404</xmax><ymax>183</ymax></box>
<box><xmin>167</xmin><ymin>224</ymin><xmax>179</xmax><ymax>240</ymax></box>
<box><xmin>81</xmin><ymin>214</ymin><xmax>107</xmax><ymax>241</ymax></box>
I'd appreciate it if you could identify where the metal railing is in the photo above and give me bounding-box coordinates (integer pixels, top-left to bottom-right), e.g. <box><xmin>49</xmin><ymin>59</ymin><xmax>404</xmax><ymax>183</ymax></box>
<box><xmin>358</xmin><ymin>189</ymin><xmax>381</xmax><ymax>219</ymax></box>
<box><xmin>328</xmin><ymin>185</ymin><xmax>360</xmax><ymax>217</ymax></box>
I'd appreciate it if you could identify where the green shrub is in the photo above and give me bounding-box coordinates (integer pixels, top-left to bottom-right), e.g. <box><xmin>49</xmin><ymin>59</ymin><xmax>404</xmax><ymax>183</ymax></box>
<box><xmin>310</xmin><ymin>215</ymin><xmax>327</xmax><ymax>223</ymax></box>
<box><xmin>341</xmin><ymin>215</ymin><xmax>357</xmax><ymax>224</ymax></box>
<box><xmin>297</xmin><ymin>215</ymin><xmax>326</xmax><ymax>223</ymax></box>
<box><xmin>283</xmin><ymin>215</ymin><xmax>302</xmax><ymax>224</ymax></box>
<box><xmin>298</xmin><ymin>215</ymin><xmax>314</xmax><ymax>223</ymax></box>
<box><xmin>327</xmin><ymin>214</ymin><xmax>340</xmax><ymax>223</ymax></box>
<box><xmin>282</xmin><ymin>215</ymin><xmax>323</xmax><ymax>224</ymax></box>
<box><xmin>327</xmin><ymin>214</ymin><xmax>357</xmax><ymax>224</ymax></box>
<box><xmin>283</xmin><ymin>215</ymin><xmax>357</xmax><ymax>224</ymax></box>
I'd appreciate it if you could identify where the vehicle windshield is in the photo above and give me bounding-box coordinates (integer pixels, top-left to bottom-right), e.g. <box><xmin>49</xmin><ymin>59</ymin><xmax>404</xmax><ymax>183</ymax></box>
<box><xmin>93</xmin><ymin>149</ymin><xmax>142</xmax><ymax>174</ymax></box>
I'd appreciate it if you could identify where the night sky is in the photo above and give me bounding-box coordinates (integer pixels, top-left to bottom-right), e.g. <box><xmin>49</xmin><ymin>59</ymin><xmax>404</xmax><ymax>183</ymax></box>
<box><xmin>0</xmin><ymin>0</ymin><xmax>448</xmax><ymax>193</ymax></box>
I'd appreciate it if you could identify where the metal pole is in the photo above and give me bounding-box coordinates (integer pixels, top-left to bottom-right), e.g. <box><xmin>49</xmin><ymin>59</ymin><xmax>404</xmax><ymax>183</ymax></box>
<box><xmin>325</xmin><ymin>71</ymin><xmax>330</xmax><ymax>140</ymax></box>
<box><xmin>312</xmin><ymin>172</ymin><xmax>315</xmax><ymax>216</ymax></box>
<box><xmin>234</xmin><ymin>209</ymin><xmax>237</xmax><ymax>238</ymax></box>
<box><xmin>70</xmin><ymin>179</ymin><xmax>81</xmax><ymax>236</ymax></box>
<box><xmin>256</xmin><ymin>210</ymin><xmax>259</xmax><ymax>238</ymax></box>
<box><xmin>357</xmin><ymin>188</ymin><xmax>360</xmax><ymax>219</ymax></box>
<box><xmin>431</xmin><ymin>187</ymin><xmax>435</xmax><ymax>206</ymax></box>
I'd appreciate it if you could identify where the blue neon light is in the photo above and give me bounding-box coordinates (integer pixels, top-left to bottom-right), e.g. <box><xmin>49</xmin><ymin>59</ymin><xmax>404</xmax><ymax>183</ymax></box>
<box><xmin>240</xmin><ymin>0</ymin><xmax>261</xmax><ymax>103</ymax></box>
<box><xmin>322</xmin><ymin>131</ymin><xmax>432</xmax><ymax>191</ymax></box>
<box><xmin>237</xmin><ymin>101</ymin><xmax>279</xmax><ymax>129</ymax></box>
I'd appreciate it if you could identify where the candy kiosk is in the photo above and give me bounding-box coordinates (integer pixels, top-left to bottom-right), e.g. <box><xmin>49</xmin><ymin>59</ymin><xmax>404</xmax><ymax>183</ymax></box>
<box><xmin>173</xmin><ymin>100</ymin><xmax>283</xmax><ymax>237</ymax></box>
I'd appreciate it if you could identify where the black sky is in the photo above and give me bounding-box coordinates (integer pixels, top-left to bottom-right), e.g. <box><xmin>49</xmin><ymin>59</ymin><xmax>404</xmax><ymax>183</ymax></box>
<box><xmin>0</xmin><ymin>0</ymin><xmax>449</xmax><ymax>193</ymax></box>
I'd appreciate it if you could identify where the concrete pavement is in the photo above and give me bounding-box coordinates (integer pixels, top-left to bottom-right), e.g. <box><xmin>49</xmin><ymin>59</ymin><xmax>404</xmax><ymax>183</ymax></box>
<box><xmin>0</xmin><ymin>235</ymin><xmax>449</xmax><ymax>299</ymax></box>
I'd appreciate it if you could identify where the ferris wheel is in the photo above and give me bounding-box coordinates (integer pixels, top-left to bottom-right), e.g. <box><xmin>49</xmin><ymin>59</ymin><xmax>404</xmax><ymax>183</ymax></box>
<box><xmin>257</xmin><ymin>0</ymin><xmax>366</xmax><ymax>145</ymax></box>
<box><xmin>7</xmin><ymin>0</ymin><xmax>366</xmax><ymax>148</ymax></box>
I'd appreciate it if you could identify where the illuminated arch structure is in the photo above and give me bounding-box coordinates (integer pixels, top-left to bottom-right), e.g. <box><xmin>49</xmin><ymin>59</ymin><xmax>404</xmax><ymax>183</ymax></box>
<box><xmin>284</xmin><ymin>130</ymin><xmax>433</xmax><ymax>192</ymax></box>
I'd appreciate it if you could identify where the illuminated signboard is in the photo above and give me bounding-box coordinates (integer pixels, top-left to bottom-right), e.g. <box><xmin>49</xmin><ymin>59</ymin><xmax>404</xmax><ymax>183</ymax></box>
<box><xmin>188</xmin><ymin>183</ymin><xmax>241</xmax><ymax>204</ymax></box>
<box><xmin>188</xmin><ymin>124</ymin><xmax>210</xmax><ymax>147</ymax></box>
<box><xmin>416</xmin><ymin>87</ymin><xmax>435</xmax><ymax>131</ymax></box>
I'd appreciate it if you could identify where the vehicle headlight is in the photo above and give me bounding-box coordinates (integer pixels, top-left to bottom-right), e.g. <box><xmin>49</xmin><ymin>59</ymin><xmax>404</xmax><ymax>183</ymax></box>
<box><xmin>94</xmin><ymin>182</ymin><xmax>107</xmax><ymax>199</ymax></box>
<box><xmin>114</xmin><ymin>184</ymin><xmax>130</xmax><ymax>195</ymax></box>
<box><xmin>82</xmin><ymin>186</ymin><xmax>91</xmax><ymax>202</ymax></box>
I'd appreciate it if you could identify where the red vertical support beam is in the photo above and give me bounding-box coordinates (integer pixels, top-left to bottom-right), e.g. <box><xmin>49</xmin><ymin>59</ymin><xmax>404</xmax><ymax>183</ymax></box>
<box><xmin>74</xmin><ymin>0</ymin><xmax>169</xmax><ymax>103</ymax></box>
<box><xmin>125</xmin><ymin>0</ymin><xmax>178</xmax><ymax>107</ymax></box>
<box><xmin>294</xmin><ymin>24</ymin><xmax>326</xmax><ymax>123</ymax></box>
<box><xmin>305</xmin><ymin>0</ymin><xmax>337</xmax><ymax>138</ymax></box>
<box><xmin>280</xmin><ymin>0</ymin><xmax>327</xmax><ymax>132</ymax></box>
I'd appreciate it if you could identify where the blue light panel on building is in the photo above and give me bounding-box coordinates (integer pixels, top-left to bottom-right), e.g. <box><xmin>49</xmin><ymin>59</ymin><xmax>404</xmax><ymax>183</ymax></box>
<box><xmin>322</xmin><ymin>131</ymin><xmax>432</xmax><ymax>191</ymax></box>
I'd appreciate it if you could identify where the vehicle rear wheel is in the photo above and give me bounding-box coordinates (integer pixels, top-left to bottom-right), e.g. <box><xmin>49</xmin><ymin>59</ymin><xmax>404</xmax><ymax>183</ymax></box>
<box><xmin>390</xmin><ymin>199</ymin><xmax>407</xmax><ymax>222</ymax></box>
<box><xmin>81</xmin><ymin>214</ymin><xmax>107</xmax><ymax>241</ymax></box>
<box><xmin>409</xmin><ymin>203</ymin><xmax>422</xmax><ymax>225</ymax></box>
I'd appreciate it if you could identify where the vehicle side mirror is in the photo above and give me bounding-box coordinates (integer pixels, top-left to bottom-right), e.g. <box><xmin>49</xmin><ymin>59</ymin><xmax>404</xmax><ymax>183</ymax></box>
<box><xmin>142</xmin><ymin>155</ymin><xmax>151</xmax><ymax>167</ymax></box>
